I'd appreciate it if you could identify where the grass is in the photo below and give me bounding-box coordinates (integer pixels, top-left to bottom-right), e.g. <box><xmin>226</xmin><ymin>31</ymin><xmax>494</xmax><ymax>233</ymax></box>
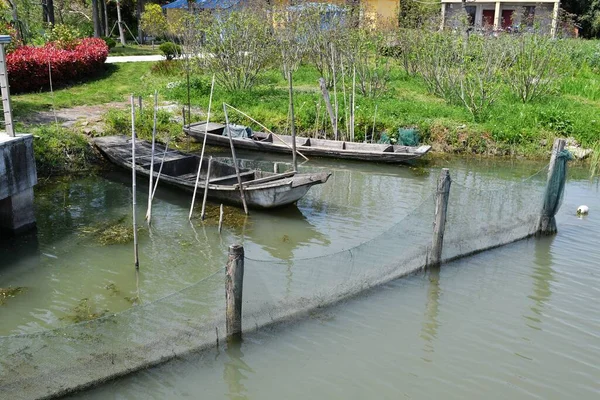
<box><xmin>13</xmin><ymin>46</ymin><xmax>600</xmax><ymax>163</ymax></box>
<box><xmin>12</xmin><ymin>62</ymin><xmax>171</xmax><ymax>118</ymax></box>
<box><xmin>109</xmin><ymin>44</ymin><xmax>163</xmax><ymax>56</ymax></box>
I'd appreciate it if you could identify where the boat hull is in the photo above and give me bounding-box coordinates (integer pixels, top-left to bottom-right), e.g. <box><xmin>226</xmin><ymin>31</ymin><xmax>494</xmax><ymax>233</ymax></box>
<box><xmin>184</xmin><ymin>122</ymin><xmax>431</xmax><ymax>163</ymax></box>
<box><xmin>94</xmin><ymin>136</ymin><xmax>330</xmax><ymax>209</ymax></box>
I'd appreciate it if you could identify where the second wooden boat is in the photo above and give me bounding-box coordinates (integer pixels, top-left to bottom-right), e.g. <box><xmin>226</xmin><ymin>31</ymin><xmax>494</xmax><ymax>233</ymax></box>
<box><xmin>184</xmin><ymin>122</ymin><xmax>432</xmax><ymax>163</ymax></box>
<box><xmin>94</xmin><ymin>136</ymin><xmax>330</xmax><ymax>209</ymax></box>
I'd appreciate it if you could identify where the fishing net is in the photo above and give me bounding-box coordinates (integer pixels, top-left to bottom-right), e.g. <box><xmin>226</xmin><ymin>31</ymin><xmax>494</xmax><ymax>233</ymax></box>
<box><xmin>0</xmin><ymin>161</ymin><xmax>566</xmax><ymax>399</ymax></box>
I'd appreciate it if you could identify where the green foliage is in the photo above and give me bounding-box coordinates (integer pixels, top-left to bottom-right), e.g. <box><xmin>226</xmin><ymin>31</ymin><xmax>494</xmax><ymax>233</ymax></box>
<box><xmin>159</xmin><ymin>41</ymin><xmax>182</xmax><ymax>60</ymax></box>
<box><xmin>32</xmin><ymin>125</ymin><xmax>94</xmax><ymax>177</ymax></box>
<box><xmin>195</xmin><ymin>8</ymin><xmax>276</xmax><ymax>91</ymax></box>
<box><xmin>141</xmin><ymin>3</ymin><xmax>169</xmax><ymax>39</ymax></box>
<box><xmin>103</xmin><ymin>108</ymin><xmax>183</xmax><ymax>142</ymax></box>
<box><xmin>504</xmin><ymin>34</ymin><xmax>571</xmax><ymax>103</ymax></box>
<box><xmin>151</xmin><ymin>59</ymin><xmax>185</xmax><ymax>75</ymax></box>
<box><xmin>102</xmin><ymin>36</ymin><xmax>116</xmax><ymax>49</ymax></box>
<box><xmin>591</xmin><ymin>141</ymin><xmax>600</xmax><ymax>178</ymax></box>
<box><xmin>45</xmin><ymin>23</ymin><xmax>82</xmax><ymax>49</ymax></box>
<box><xmin>538</xmin><ymin>109</ymin><xmax>575</xmax><ymax>136</ymax></box>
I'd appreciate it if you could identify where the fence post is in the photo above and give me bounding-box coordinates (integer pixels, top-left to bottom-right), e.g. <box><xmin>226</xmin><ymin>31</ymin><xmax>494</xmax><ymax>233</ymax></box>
<box><xmin>226</xmin><ymin>244</ymin><xmax>244</xmax><ymax>341</ymax></box>
<box><xmin>538</xmin><ymin>138</ymin><xmax>566</xmax><ymax>235</ymax></box>
<box><xmin>430</xmin><ymin>168</ymin><xmax>451</xmax><ymax>267</ymax></box>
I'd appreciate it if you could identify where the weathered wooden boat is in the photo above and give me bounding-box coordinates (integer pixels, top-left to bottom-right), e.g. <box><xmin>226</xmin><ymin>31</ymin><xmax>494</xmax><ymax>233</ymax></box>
<box><xmin>184</xmin><ymin>122</ymin><xmax>432</xmax><ymax>163</ymax></box>
<box><xmin>94</xmin><ymin>136</ymin><xmax>331</xmax><ymax>209</ymax></box>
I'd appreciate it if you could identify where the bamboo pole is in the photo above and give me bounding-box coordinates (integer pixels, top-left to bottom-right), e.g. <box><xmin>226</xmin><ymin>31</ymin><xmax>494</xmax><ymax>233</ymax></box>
<box><xmin>130</xmin><ymin>95</ymin><xmax>139</xmax><ymax>269</ymax></box>
<box><xmin>223</xmin><ymin>103</ymin><xmax>308</xmax><ymax>161</ymax></box>
<box><xmin>200</xmin><ymin>157</ymin><xmax>213</xmax><ymax>220</ymax></box>
<box><xmin>226</xmin><ymin>244</ymin><xmax>244</xmax><ymax>341</ymax></box>
<box><xmin>314</xmin><ymin>100</ymin><xmax>320</xmax><ymax>138</ymax></box>
<box><xmin>330</xmin><ymin>44</ymin><xmax>338</xmax><ymax>141</ymax></box>
<box><xmin>188</xmin><ymin>74</ymin><xmax>216</xmax><ymax>220</ymax></box>
<box><xmin>351</xmin><ymin>66</ymin><xmax>356</xmax><ymax>142</ymax></box>
<box><xmin>151</xmin><ymin>137</ymin><xmax>170</xmax><ymax>202</ymax></box>
<box><xmin>138</xmin><ymin>96</ymin><xmax>142</xmax><ymax>113</ymax></box>
<box><xmin>430</xmin><ymin>168</ymin><xmax>451</xmax><ymax>267</ymax></box>
<box><xmin>223</xmin><ymin>104</ymin><xmax>249</xmax><ymax>215</ymax></box>
<box><xmin>340</xmin><ymin>58</ymin><xmax>349</xmax><ymax>140</ymax></box>
<box><xmin>146</xmin><ymin>90</ymin><xmax>158</xmax><ymax>224</ymax></box>
<box><xmin>318</xmin><ymin>78</ymin><xmax>337</xmax><ymax>140</ymax></box>
<box><xmin>287</xmin><ymin>67</ymin><xmax>298</xmax><ymax>171</ymax></box>
<box><xmin>371</xmin><ymin>104</ymin><xmax>377</xmax><ymax>144</ymax></box>
<box><xmin>218</xmin><ymin>204</ymin><xmax>224</xmax><ymax>234</ymax></box>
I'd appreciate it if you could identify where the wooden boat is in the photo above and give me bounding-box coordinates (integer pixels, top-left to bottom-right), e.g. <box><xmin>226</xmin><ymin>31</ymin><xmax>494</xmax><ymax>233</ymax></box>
<box><xmin>184</xmin><ymin>122</ymin><xmax>432</xmax><ymax>163</ymax></box>
<box><xmin>94</xmin><ymin>136</ymin><xmax>331</xmax><ymax>209</ymax></box>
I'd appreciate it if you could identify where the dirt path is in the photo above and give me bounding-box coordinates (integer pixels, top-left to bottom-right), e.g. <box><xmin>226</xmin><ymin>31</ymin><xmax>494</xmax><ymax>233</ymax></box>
<box><xmin>21</xmin><ymin>102</ymin><xmax>128</xmax><ymax>134</ymax></box>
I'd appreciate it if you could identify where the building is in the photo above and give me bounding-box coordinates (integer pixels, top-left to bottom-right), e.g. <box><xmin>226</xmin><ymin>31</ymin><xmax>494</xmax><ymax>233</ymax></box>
<box><xmin>440</xmin><ymin>0</ymin><xmax>561</xmax><ymax>37</ymax></box>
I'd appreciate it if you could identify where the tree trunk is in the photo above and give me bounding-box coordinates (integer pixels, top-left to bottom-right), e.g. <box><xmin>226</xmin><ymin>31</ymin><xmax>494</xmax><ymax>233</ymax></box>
<box><xmin>116</xmin><ymin>0</ymin><xmax>127</xmax><ymax>46</ymax></box>
<box><xmin>47</xmin><ymin>0</ymin><xmax>55</xmax><ymax>25</ymax></box>
<box><xmin>100</xmin><ymin>0</ymin><xmax>108</xmax><ymax>37</ymax></box>
<box><xmin>137</xmin><ymin>0</ymin><xmax>145</xmax><ymax>44</ymax></box>
<box><xmin>91</xmin><ymin>0</ymin><xmax>100</xmax><ymax>38</ymax></box>
<box><xmin>6</xmin><ymin>0</ymin><xmax>21</xmax><ymax>42</ymax></box>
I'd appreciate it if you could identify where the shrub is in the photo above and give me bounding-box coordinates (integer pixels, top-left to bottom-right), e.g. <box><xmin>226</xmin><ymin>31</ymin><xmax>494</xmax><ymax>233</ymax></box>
<box><xmin>159</xmin><ymin>42</ymin><xmax>181</xmax><ymax>60</ymax></box>
<box><xmin>45</xmin><ymin>24</ymin><xmax>82</xmax><ymax>50</ymax></box>
<box><xmin>32</xmin><ymin>126</ymin><xmax>94</xmax><ymax>176</ymax></box>
<box><xmin>102</xmin><ymin>36</ymin><xmax>117</xmax><ymax>49</ymax></box>
<box><xmin>7</xmin><ymin>38</ymin><xmax>109</xmax><ymax>93</ymax></box>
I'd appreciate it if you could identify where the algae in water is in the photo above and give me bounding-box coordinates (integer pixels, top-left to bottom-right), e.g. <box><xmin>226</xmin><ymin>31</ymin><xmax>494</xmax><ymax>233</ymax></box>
<box><xmin>61</xmin><ymin>298</ymin><xmax>109</xmax><ymax>323</ymax></box>
<box><xmin>79</xmin><ymin>215</ymin><xmax>146</xmax><ymax>245</ymax></box>
<box><xmin>0</xmin><ymin>287</ymin><xmax>27</xmax><ymax>305</ymax></box>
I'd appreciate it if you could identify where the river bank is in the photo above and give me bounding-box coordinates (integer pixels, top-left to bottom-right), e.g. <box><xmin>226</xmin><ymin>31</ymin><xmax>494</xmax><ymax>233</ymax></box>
<box><xmin>10</xmin><ymin>61</ymin><xmax>599</xmax><ymax>177</ymax></box>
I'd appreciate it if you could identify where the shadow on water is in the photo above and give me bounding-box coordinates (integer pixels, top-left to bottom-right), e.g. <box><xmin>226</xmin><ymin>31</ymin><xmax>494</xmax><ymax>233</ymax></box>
<box><xmin>524</xmin><ymin>235</ymin><xmax>556</xmax><ymax>331</ymax></box>
<box><xmin>420</xmin><ymin>266</ymin><xmax>441</xmax><ymax>361</ymax></box>
<box><xmin>101</xmin><ymin>169</ymin><xmax>331</xmax><ymax>261</ymax></box>
<box><xmin>223</xmin><ymin>340</ymin><xmax>253</xmax><ymax>400</ymax></box>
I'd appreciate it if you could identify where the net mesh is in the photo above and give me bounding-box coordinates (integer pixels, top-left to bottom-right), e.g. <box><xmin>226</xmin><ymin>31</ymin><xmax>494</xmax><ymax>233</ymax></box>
<box><xmin>0</xmin><ymin>163</ymin><xmax>558</xmax><ymax>399</ymax></box>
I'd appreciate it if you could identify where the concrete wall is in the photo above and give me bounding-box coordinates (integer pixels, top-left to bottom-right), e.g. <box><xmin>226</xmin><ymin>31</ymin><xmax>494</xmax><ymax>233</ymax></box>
<box><xmin>0</xmin><ymin>134</ymin><xmax>37</xmax><ymax>234</ymax></box>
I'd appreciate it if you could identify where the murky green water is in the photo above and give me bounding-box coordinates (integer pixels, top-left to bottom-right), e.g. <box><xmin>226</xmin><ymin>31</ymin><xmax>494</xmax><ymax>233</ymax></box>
<box><xmin>1</xmin><ymin>153</ymin><xmax>599</xmax><ymax>398</ymax></box>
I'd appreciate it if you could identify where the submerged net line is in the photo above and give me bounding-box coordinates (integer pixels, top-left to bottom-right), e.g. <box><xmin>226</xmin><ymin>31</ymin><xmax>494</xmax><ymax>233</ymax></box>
<box><xmin>0</xmin><ymin>164</ymin><xmax>555</xmax><ymax>399</ymax></box>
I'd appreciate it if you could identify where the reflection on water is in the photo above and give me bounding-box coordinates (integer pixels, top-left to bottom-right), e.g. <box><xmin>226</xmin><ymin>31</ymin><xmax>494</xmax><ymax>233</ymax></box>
<box><xmin>420</xmin><ymin>266</ymin><xmax>441</xmax><ymax>361</ymax></box>
<box><xmin>58</xmin><ymin>161</ymin><xmax>600</xmax><ymax>400</ymax></box>
<box><xmin>223</xmin><ymin>341</ymin><xmax>253</xmax><ymax>400</ymax></box>
<box><xmin>525</xmin><ymin>236</ymin><xmax>556</xmax><ymax>331</ymax></box>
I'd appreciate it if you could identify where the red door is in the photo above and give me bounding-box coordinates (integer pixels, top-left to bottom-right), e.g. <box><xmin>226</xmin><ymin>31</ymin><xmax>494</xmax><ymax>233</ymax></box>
<box><xmin>501</xmin><ymin>10</ymin><xmax>513</xmax><ymax>29</ymax></box>
<box><xmin>482</xmin><ymin>10</ymin><xmax>495</xmax><ymax>27</ymax></box>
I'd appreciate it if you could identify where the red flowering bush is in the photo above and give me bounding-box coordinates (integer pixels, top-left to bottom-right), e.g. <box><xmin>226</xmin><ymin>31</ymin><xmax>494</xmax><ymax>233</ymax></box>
<box><xmin>7</xmin><ymin>38</ymin><xmax>109</xmax><ymax>93</ymax></box>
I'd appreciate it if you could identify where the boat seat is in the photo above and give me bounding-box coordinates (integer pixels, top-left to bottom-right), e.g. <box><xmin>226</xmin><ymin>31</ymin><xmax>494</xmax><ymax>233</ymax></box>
<box><xmin>209</xmin><ymin>170</ymin><xmax>255</xmax><ymax>184</ymax></box>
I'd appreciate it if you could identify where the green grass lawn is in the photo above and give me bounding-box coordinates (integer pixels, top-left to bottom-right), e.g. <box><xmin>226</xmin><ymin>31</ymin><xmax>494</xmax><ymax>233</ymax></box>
<box><xmin>12</xmin><ymin>62</ymin><xmax>170</xmax><ymax>118</ymax></box>
<box><xmin>109</xmin><ymin>44</ymin><xmax>163</xmax><ymax>56</ymax></box>
<box><xmin>13</xmin><ymin>54</ymin><xmax>600</xmax><ymax>159</ymax></box>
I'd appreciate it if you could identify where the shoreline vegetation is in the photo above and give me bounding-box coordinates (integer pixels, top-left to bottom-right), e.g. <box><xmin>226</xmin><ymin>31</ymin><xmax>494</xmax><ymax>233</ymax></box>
<box><xmin>12</xmin><ymin>46</ymin><xmax>600</xmax><ymax>177</ymax></box>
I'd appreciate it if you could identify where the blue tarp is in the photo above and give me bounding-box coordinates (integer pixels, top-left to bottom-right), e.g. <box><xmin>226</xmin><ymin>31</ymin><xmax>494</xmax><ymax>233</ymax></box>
<box><xmin>162</xmin><ymin>0</ymin><xmax>241</xmax><ymax>10</ymax></box>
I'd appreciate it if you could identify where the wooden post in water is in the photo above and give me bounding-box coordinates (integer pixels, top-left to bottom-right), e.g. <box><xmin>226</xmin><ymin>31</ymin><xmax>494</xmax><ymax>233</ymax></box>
<box><xmin>226</xmin><ymin>244</ymin><xmax>244</xmax><ymax>341</ymax></box>
<box><xmin>538</xmin><ymin>138</ymin><xmax>566</xmax><ymax>235</ymax></box>
<box><xmin>319</xmin><ymin>78</ymin><xmax>337</xmax><ymax>140</ymax></box>
<box><xmin>130</xmin><ymin>95</ymin><xmax>139</xmax><ymax>269</ymax></box>
<box><xmin>430</xmin><ymin>168</ymin><xmax>451</xmax><ymax>267</ymax></box>
<box><xmin>218</xmin><ymin>204</ymin><xmax>224</xmax><ymax>234</ymax></box>
<box><xmin>200</xmin><ymin>156</ymin><xmax>213</xmax><ymax>220</ymax></box>
<box><xmin>223</xmin><ymin>103</ymin><xmax>249</xmax><ymax>215</ymax></box>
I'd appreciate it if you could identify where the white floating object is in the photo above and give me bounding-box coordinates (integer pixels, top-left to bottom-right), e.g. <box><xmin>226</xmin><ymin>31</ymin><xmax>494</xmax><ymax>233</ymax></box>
<box><xmin>577</xmin><ymin>205</ymin><xmax>589</xmax><ymax>216</ymax></box>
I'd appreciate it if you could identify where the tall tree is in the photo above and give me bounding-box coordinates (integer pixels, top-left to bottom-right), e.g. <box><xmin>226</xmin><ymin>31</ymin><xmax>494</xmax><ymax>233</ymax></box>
<box><xmin>91</xmin><ymin>0</ymin><xmax>100</xmax><ymax>37</ymax></box>
<box><xmin>99</xmin><ymin>0</ymin><xmax>108</xmax><ymax>37</ymax></box>
<box><xmin>137</xmin><ymin>0</ymin><xmax>144</xmax><ymax>44</ymax></box>
<box><xmin>42</xmin><ymin>0</ymin><xmax>55</xmax><ymax>24</ymax></box>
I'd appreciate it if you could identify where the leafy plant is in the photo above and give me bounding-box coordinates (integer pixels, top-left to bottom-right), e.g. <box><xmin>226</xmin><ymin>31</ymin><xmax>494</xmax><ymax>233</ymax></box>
<box><xmin>504</xmin><ymin>33</ymin><xmax>571</xmax><ymax>103</ymax></box>
<box><xmin>101</xmin><ymin>36</ymin><xmax>116</xmax><ymax>50</ymax></box>
<box><xmin>7</xmin><ymin>38</ymin><xmax>109</xmax><ymax>93</ymax></box>
<box><xmin>45</xmin><ymin>23</ymin><xmax>82</xmax><ymax>50</ymax></box>
<box><xmin>32</xmin><ymin>126</ymin><xmax>95</xmax><ymax>177</ymax></box>
<box><xmin>194</xmin><ymin>7</ymin><xmax>276</xmax><ymax>91</ymax></box>
<box><xmin>159</xmin><ymin>41</ymin><xmax>181</xmax><ymax>61</ymax></box>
